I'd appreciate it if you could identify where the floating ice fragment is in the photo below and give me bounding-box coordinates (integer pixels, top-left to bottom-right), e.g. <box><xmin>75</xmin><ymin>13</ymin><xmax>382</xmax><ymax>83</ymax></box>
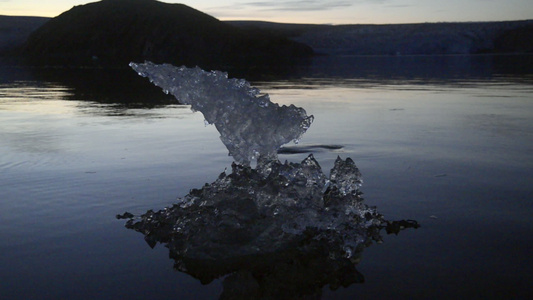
<box><xmin>121</xmin><ymin>154</ymin><xmax>419</xmax><ymax>283</ymax></box>
<box><xmin>124</xmin><ymin>155</ymin><xmax>380</xmax><ymax>260</ymax></box>
<box><xmin>120</xmin><ymin>62</ymin><xmax>420</xmax><ymax>297</ymax></box>
<box><xmin>130</xmin><ymin>61</ymin><xmax>314</xmax><ymax>165</ymax></box>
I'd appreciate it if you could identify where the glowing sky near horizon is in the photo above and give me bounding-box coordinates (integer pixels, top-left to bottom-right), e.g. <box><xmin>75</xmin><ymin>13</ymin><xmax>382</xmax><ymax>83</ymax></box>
<box><xmin>1</xmin><ymin>0</ymin><xmax>531</xmax><ymax>24</ymax></box>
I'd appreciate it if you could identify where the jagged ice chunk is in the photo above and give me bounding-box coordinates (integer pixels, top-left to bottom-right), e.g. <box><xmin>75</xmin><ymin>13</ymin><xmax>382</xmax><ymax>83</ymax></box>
<box><xmin>130</xmin><ymin>61</ymin><xmax>314</xmax><ymax>165</ymax></box>
<box><xmin>124</xmin><ymin>155</ymin><xmax>384</xmax><ymax>261</ymax></box>
<box><xmin>119</xmin><ymin>63</ymin><xmax>420</xmax><ymax>290</ymax></box>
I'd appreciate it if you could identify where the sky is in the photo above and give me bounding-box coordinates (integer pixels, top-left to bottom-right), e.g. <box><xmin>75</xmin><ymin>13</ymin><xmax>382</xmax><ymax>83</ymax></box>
<box><xmin>1</xmin><ymin>0</ymin><xmax>532</xmax><ymax>24</ymax></box>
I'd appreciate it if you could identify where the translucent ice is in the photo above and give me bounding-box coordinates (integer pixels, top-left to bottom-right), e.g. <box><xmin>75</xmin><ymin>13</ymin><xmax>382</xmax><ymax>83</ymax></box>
<box><xmin>130</xmin><ymin>62</ymin><xmax>314</xmax><ymax>165</ymax></box>
<box><xmin>120</xmin><ymin>63</ymin><xmax>419</xmax><ymax>295</ymax></box>
<box><xmin>120</xmin><ymin>154</ymin><xmax>419</xmax><ymax>294</ymax></box>
<box><xmin>123</xmin><ymin>155</ymin><xmax>384</xmax><ymax>260</ymax></box>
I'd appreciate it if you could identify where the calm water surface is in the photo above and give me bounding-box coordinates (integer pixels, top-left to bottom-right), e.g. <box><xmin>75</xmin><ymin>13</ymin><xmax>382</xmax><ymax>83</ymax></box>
<box><xmin>1</xmin><ymin>55</ymin><xmax>532</xmax><ymax>299</ymax></box>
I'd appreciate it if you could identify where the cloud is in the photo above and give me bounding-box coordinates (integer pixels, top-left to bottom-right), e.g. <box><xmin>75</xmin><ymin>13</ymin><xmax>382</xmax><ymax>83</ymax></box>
<box><xmin>204</xmin><ymin>0</ymin><xmax>405</xmax><ymax>21</ymax></box>
<box><xmin>208</xmin><ymin>0</ymin><xmax>401</xmax><ymax>13</ymax></box>
<box><xmin>240</xmin><ymin>0</ymin><xmax>354</xmax><ymax>12</ymax></box>
<box><xmin>233</xmin><ymin>0</ymin><xmax>408</xmax><ymax>12</ymax></box>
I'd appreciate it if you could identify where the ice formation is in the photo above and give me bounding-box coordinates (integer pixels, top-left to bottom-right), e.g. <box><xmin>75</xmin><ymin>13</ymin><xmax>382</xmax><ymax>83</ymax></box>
<box><xmin>130</xmin><ymin>62</ymin><xmax>313</xmax><ymax>165</ymax></box>
<box><xmin>121</xmin><ymin>62</ymin><xmax>419</xmax><ymax>297</ymax></box>
<box><xmin>123</xmin><ymin>155</ymin><xmax>381</xmax><ymax>259</ymax></box>
<box><xmin>119</xmin><ymin>155</ymin><xmax>418</xmax><ymax>297</ymax></box>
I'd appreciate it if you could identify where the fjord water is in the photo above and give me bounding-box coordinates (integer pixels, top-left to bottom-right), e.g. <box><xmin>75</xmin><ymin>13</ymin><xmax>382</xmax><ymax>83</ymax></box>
<box><xmin>1</xmin><ymin>55</ymin><xmax>532</xmax><ymax>299</ymax></box>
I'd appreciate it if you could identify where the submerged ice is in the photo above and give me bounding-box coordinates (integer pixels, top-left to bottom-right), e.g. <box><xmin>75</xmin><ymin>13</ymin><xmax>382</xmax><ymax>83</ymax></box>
<box><xmin>130</xmin><ymin>62</ymin><xmax>313</xmax><ymax>165</ymax></box>
<box><xmin>121</xmin><ymin>62</ymin><xmax>419</xmax><ymax>297</ymax></box>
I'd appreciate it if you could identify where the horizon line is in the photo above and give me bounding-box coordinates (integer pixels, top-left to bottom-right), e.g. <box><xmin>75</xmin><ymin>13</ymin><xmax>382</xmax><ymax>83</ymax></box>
<box><xmin>0</xmin><ymin>13</ymin><xmax>531</xmax><ymax>27</ymax></box>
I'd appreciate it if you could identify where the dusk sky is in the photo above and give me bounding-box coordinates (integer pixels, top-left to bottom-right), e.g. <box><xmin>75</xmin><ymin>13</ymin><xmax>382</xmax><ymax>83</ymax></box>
<box><xmin>1</xmin><ymin>0</ymin><xmax>532</xmax><ymax>24</ymax></box>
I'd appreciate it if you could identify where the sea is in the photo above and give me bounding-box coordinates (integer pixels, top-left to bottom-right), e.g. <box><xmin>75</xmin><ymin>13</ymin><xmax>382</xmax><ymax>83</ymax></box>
<box><xmin>1</xmin><ymin>54</ymin><xmax>532</xmax><ymax>299</ymax></box>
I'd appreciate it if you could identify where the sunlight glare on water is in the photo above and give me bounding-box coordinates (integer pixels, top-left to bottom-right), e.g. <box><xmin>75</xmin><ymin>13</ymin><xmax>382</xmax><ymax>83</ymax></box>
<box><xmin>0</xmin><ymin>81</ymin><xmax>79</xmax><ymax>114</ymax></box>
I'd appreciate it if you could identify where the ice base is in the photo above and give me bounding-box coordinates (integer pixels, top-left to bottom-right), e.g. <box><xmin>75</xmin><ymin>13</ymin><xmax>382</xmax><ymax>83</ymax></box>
<box><xmin>124</xmin><ymin>155</ymin><xmax>383</xmax><ymax>260</ymax></box>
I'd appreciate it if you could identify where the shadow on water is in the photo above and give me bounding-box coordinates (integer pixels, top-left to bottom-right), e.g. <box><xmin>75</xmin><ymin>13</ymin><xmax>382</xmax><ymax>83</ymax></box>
<box><xmin>287</xmin><ymin>54</ymin><xmax>533</xmax><ymax>87</ymax></box>
<box><xmin>1</xmin><ymin>62</ymin><xmax>310</xmax><ymax>108</ymax></box>
<box><xmin>1</xmin><ymin>54</ymin><xmax>531</xmax><ymax>112</ymax></box>
<box><xmin>117</xmin><ymin>155</ymin><xmax>419</xmax><ymax>299</ymax></box>
<box><xmin>10</xmin><ymin>66</ymin><xmax>177</xmax><ymax>107</ymax></box>
<box><xmin>278</xmin><ymin>144</ymin><xmax>345</xmax><ymax>154</ymax></box>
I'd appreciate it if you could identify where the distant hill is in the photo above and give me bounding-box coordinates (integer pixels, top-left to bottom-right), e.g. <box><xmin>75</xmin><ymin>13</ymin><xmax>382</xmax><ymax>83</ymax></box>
<box><xmin>2</xmin><ymin>1</ymin><xmax>531</xmax><ymax>69</ymax></box>
<box><xmin>229</xmin><ymin>20</ymin><xmax>533</xmax><ymax>55</ymax></box>
<box><xmin>0</xmin><ymin>16</ymin><xmax>48</xmax><ymax>53</ymax></box>
<box><xmin>19</xmin><ymin>0</ymin><xmax>313</xmax><ymax>68</ymax></box>
<box><xmin>494</xmin><ymin>23</ymin><xmax>533</xmax><ymax>53</ymax></box>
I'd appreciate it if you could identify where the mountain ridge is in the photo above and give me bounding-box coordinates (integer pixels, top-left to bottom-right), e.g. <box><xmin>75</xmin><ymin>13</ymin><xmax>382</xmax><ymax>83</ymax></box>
<box><xmin>0</xmin><ymin>15</ymin><xmax>48</xmax><ymax>54</ymax></box>
<box><xmin>228</xmin><ymin>20</ymin><xmax>533</xmax><ymax>55</ymax></box>
<box><xmin>1</xmin><ymin>0</ymin><xmax>531</xmax><ymax>67</ymax></box>
<box><xmin>18</xmin><ymin>0</ymin><xmax>313</xmax><ymax>68</ymax></box>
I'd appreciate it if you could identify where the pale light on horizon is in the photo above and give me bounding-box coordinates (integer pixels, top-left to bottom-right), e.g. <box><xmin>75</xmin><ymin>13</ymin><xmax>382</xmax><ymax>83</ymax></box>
<box><xmin>0</xmin><ymin>0</ymin><xmax>531</xmax><ymax>24</ymax></box>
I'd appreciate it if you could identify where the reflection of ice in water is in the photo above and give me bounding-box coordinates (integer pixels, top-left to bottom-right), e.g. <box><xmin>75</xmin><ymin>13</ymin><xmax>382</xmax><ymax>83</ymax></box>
<box><xmin>121</xmin><ymin>62</ymin><xmax>418</xmax><ymax>298</ymax></box>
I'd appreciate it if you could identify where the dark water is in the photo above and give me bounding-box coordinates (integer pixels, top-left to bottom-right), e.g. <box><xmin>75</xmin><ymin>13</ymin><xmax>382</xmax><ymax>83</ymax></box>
<box><xmin>1</xmin><ymin>55</ymin><xmax>532</xmax><ymax>299</ymax></box>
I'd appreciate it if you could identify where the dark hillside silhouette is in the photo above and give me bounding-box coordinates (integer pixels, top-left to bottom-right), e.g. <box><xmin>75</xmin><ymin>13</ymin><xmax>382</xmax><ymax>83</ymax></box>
<box><xmin>0</xmin><ymin>16</ymin><xmax>48</xmax><ymax>54</ymax></box>
<box><xmin>494</xmin><ymin>24</ymin><xmax>533</xmax><ymax>53</ymax></box>
<box><xmin>229</xmin><ymin>20</ymin><xmax>533</xmax><ymax>55</ymax></box>
<box><xmin>21</xmin><ymin>0</ymin><xmax>313</xmax><ymax>68</ymax></box>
